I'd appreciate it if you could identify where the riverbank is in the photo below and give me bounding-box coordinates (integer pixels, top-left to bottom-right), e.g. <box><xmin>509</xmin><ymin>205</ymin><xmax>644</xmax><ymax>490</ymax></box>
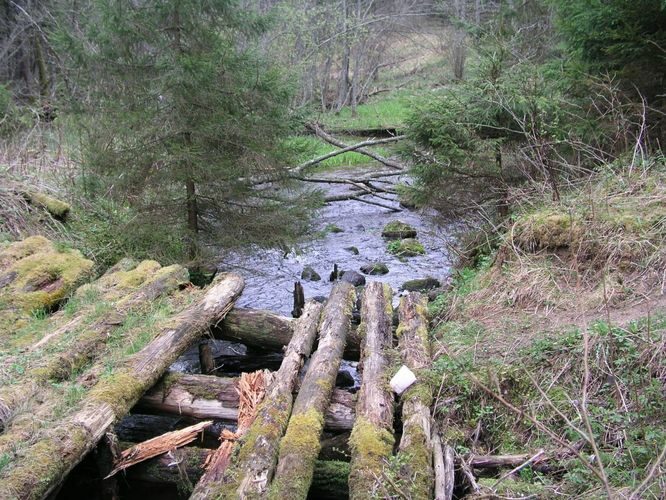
<box><xmin>427</xmin><ymin>157</ymin><xmax>666</xmax><ymax>498</ymax></box>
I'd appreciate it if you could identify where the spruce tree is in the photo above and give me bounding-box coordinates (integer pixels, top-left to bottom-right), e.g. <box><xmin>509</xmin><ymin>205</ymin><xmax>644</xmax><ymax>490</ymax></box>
<box><xmin>66</xmin><ymin>0</ymin><xmax>313</xmax><ymax>261</ymax></box>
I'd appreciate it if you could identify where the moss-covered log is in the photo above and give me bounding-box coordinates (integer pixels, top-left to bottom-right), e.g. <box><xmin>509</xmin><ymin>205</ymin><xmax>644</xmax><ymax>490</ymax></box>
<box><xmin>0</xmin><ymin>273</ymin><xmax>243</xmax><ymax>500</ymax></box>
<box><xmin>190</xmin><ymin>300</ymin><xmax>324</xmax><ymax>499</ymax></box>
<box><xmin>349</xmin><ymin>282</ymin><xmax>395</xmax><ymax>500</ymax></box>
<box><xmin>136</xmin><ymin>371</ymin><xmax>355</xmax><ymax>432</ymax></box>
<box><xmin>24</xmin><ymin>191</ymin><xmax>71</xmax><ymax>220</ymax></box>
<box><xmin>270</xmin><ymin>282</ymin><xmax>356</xmax><ymax>499</ymax></box>
<box><xmin>214</xmin><ymin>307</ymin><xmax>362</xmax><ymax>360</ymax></box>
<box><xmin>123</xmin><ymin>445</ymin><xmax>349</xmax><ymax>499</ymax></box>
<box><xmin>396</xmin><ymin>292</ymin><xmax>433</xmax><ymax>500</ymax></box>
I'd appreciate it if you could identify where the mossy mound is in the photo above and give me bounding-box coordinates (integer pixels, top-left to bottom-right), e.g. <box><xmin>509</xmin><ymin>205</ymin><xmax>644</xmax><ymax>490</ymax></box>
<box><xmin>360</xmin><ymin>262</ymin><xmax>389</xmax><ymax>275</ymax></box>
<box><xmin>512</xmin><ymin>210</ymin><xmax>582</xmax><ymax>252</ymax></box>
<box><xmin>387</xmin><ymin>238</ymin><xmax>425</xmax><ymax>257</ymax></box>
<box><xmin>0</xmin><ymin>237</ymin><xmax>94</xmax><ymax>329</ymax></box>
<box><xmin>25</xmin><ymin>191</ymin><xmax>71</xmax><ymax>220</ymax></box>
<box><xmin>382</xmin><ymin>220</ymin><xmax>417</xmax><ymax>239</ymax></box>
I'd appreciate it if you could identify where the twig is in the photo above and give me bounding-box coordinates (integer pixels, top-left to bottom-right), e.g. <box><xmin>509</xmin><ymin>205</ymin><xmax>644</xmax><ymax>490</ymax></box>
<box><xmin>491</xmin><ymin>450</ymin><xmax>545</xmax><ymax>490</ymax></box>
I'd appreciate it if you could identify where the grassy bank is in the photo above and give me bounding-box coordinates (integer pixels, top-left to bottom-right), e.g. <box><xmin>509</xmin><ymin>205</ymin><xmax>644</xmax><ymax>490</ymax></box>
<box><xmin>428</xmin><ymin>157</ymin><xmax>666</xmax><ymax>497</ymax></box>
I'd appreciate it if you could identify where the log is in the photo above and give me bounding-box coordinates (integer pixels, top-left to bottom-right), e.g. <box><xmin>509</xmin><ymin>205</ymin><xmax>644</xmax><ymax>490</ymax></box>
<box><xmin>136</xmin><ymin>371</ymin><xmax>355</xmax><ymax>432</ymax></box>
<box><xmin>123</xmin><ymin>446</ymin><xmax>349</xmax><ymax>499</ymax></box>
<box><xmin>396</xmin><ymin>292</ymin><xmax>433</xmax><ymax>500</ymax></box>
<box><xmin>291</xmin><ymin>134</ymin><xmax>405</xmax><ymax>175</ymax></box>
<box><xmin>193</xmin><ymin>300</ymin><xmax>323</xmax><ymax>498</ymax></box>
<box><xmin>0</xmin><ymin>273</ymin><xmax>244</xmax><ymax>500</ymax></box>
<box><xmin>433</xmin><ymin>427</ymin><xmax>454</xmax><ymax>500</ymax></box>
<box><xmin>270</xmin><ymin>282</ymin><xmax>356</xmax><ymax>499</ymax></box>
<box><xmin>349</xmin><ymin>282</ymin><xmax>395</xmax><ymax>500</ymax></box>
<box><xmin>214</xmin><ymin>307</ymin><xmax>362</xmax><ymax>360</ymax></box>
<box><xmin>198</xmin><ymin>341</ymin><xmax>215</xmax><ymax>374</ymax></box>
<box><xmin>308</xmin><ymin>123</ymin><xmax>405</xmax><ymax>171</ymax></box>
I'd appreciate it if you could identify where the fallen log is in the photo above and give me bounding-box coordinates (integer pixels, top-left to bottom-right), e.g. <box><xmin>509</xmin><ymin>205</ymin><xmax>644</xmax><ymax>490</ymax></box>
<box><xmin>214</xmin><ymin>307</ymin><xmax>362</xmax><ymax>360</ymax></box>
<box><xmin>0</xmin><ymin>273</ymin><xmax>244</xmax><ymax>500</ymax></box>
<box><xmin>136</xmin><ymin>371</ymin><xmax>355</xmax><ymax>432</ymax></box>
<box><xmin>433</xmin><ymin>427</ymin><xmax>454</xmax><ymax>500</ymax></box>
<box><xmin>123</xmin><ymin>445</ymin><xmax>349</xmax><ymax>499</ymax></box>
<box><xmin>349</xmin><ymin>282</ymin><xmax>395</xmax><ymax>500</ymax></box>
<box><xmin>291</xmin><ymin>134</ymin><xmax>405</xmax><ymax>175</ymax></box>
<box><xmin>190</xmin><ymin>370</ymin><xmax>272</xmax><ymax>499</ymax></box>
<box><xmin>270</xmin><ymin>282</ymin><xmax>356</xmax><ymax>499</ymax></box>
<box><xmin>206</xmin><ymin>300</ymin><xmax>323</xmax><ymax>498</ymax></box>
<box><xmin>396</xmin><ymin>292</ymin><xmax>433</xmax><ymax>500</ymax></box>
<box><xmin>324</xmin><ymin>192</ymin><xmax>401</xmax><ymax>212</ymax></box>
<box><xmin>308</xmin><ymin>123</ymin><xmax>405</xmax><ymax>171</ymax></box>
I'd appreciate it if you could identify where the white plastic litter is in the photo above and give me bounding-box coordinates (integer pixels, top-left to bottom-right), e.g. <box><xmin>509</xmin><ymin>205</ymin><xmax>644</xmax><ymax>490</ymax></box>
<box><xmin>390</xmin><ymin>365</ymin><xmax>416</xmax><ymax>395</ymax></box>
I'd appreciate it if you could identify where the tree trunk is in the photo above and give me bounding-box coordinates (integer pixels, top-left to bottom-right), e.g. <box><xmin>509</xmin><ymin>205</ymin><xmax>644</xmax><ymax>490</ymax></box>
<box><xmin>186</xmin><ymin>178</ymin><xmax>198</xmax><ymax>259</ymax></box>
<box><xmin>349</xmin><ymin>282</ymin><xmax>395</xmax><ymax>500</ymax></box>
<box><xmin>270</xmin><ymin>282</ymin><xmax>356</xmax><ymax>499</ymax></box>
<box><xmin>0</xmin><ymin>273</ymin><xmax>244</xmax><ymax>500</ymax></box>
<box><xmin>214</xmin><ymin>307</ymin><xmax>362</xmax><ymax>360</ymax></box>
<box><xmin>196</xmin><ymin>300</ymin><xmax>323</xmax><ymax>498</ymax></box>
<box><xmin>433</xmin><ymin>427</ymin><xmax>454</xmax><ymax>500</ymax></box>
<box><xmin>397</xmin><ymin>292</ymin><xmax>433</xmax><ymax>500</ymax></box>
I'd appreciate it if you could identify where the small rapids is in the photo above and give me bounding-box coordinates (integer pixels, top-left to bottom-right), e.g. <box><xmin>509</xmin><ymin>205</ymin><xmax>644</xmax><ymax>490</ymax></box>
<box><xmin>219</xmin><ymin>164</ymin><xmax>455</xmax><ymax>315</ymax></box>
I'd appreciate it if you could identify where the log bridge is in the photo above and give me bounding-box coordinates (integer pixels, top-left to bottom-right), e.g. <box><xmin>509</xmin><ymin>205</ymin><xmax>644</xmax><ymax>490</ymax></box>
<box><xmin>0</xmin><ymin>237</ymin><xmax>529</xmax><ymax>500</ymax></box>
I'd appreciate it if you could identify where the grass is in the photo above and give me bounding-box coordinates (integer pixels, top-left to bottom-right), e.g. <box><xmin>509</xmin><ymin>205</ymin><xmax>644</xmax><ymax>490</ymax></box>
<box><xmin>315</xmin><ymin>91</ymin><xmax>418</xmax><ymax>132</ymax></box>
<box><xmin>283</xmin><ymin>134</ymin><xmax>392</xmax><ymax>171</ymax></box>
<box><xmin>427</xmin><ymin>156</ymin><xmax>666</xmax><ymax>498</ymax></box>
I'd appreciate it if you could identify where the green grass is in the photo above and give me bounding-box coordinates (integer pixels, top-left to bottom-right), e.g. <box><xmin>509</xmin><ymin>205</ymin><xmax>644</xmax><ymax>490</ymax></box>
<box><xmin>315</xmin><ymin>91</ymin><xmax>418</xmax><ymax>132</ymax></box>
<box><xmin>283</xmin><ymin>135</ymin><xmax>390</xmax><ymax>171</ymax></box>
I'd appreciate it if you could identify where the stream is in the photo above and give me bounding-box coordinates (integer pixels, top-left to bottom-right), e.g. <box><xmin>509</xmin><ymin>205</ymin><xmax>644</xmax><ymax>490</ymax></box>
<box><xmin>218</xmin><ymin>164</ymin><xmax>455</xmax><ymax>315</ymax></box>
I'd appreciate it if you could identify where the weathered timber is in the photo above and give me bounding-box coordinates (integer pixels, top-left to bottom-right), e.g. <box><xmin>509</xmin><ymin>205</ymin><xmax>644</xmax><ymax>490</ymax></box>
<box><xmin>123</xmin><ymin>446</ymin><xmax>349</xmax><ymax>499</ymax></box>
<box><xmin>397</xmin><ymin>292</ymin><xmax>433</xmax><ymax>500</ymax></box>
<box><xmin>207</xmin><ymin>300</ymin><xmax>323</xmax><ymax>498</ymax></box>
<box><xmin>433</xmin><ymin>427</ymin><xmax>454</xmax><ymax>500</ymax></box>
<box><xmin>292</xmin><ymin>281</ymin><xmax>305</xmax><ymax>318</ymax></box>
<box><xmin>40</xmin><ymin>264</ymin><xmax>189</xmax><ymax>382</ymax></box>
<box><xmin>0</xmin><ymin>273</ymin><xmax>243</xmax><ymax>500</ymax></box>
<box><xmin>349</xmin><ymin>282</ymin><xmax>395</xmax><ymax>500</ymax></box>
<box><xmin>0</xmin><ymin>262</ymin><xmax>189</xmax><ymax>433</ymax></box>
<box><xmin>214</xmin><ymin>307</ymin><xmax>362</xmax><ymax>360</ymax></box>
<box><xmin>270</xmin><ymin>282</ymin><xmax>356</xmax><ymax>499</ymax></box>
<box><xmin>136</xmin><ymin>371</ymin><xmax>354</xmax><ymax>431</ymax></box>
<box><xmin>190</xmin><ymin>370</ymin><xmax>272</xmax><ymax>499</ymax></box>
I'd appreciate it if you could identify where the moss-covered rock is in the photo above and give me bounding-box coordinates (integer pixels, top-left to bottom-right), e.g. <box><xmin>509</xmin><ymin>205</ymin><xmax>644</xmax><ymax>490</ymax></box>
<box><xmin>382</xmin><ymin>220</ymin><xmax>417</xmax><ymax>239</ymax></box>
<box><xmin>360</xmin><ymin>262</ymin><xmax>389</xmax><ymax>275</ymax></box>
<box><xmin>513</xmin><ymin>210</ymin><xmax>582</xmax><ymax>252</ymax></box>
<box><xmin>400</xmin><ymin>277</ymin><xmax>440</xmax><ymax>292</ymax></box>
<box><xmin>301</xmin><ymin>265</ymin><xmax>322</xmax><ymax>281</ymax></box>
<box><xmin>25</xmin><ymin>191</ymin><xmax>71</xmax><ymax>220</ymax></box>
<box><xmin>387</xmin><ymin>238</ymin><xmax>425</xmax><ymax>257</ymax></box>
<box><xmin>0</xmin><ymin>237</ymin><xmax>94</xmax><ymax>333</ymax></box>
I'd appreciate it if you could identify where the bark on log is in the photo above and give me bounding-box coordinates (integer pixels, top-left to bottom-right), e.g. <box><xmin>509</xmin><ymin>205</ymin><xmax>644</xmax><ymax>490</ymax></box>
<box><xmin>433</xmin><ymin>428</ymin><xmax>454</xmax><ymax>500</ymax></box>
<box><xmin>397</xmin><ymin>292</ymin><xmax>433</xmax><ymax>500</ymax></box>
<box><xmin>194</xmin><ymin>300</ymin><xmax>323</xmax><ymax>498</ymax></box>
<box><xmin>214</xmin><ymin>307</ymin><xmax>362</xmax><ymax>360</ymax></box>
<box><xmin>124</xmin><ymin>446</ymin><xmax>349</xmax><ymax>500</ymax></box>
<box><xmin>0</xmin><ymin>273</ymin><xmax>243</xmax><ymax>500</ymax></box>
<box><xmin>349</xmin><ymin>282</ymin><xmax>395</xmax><ymax>500</ymax></box>
<box><xmin>270</xmin><ymin>282</ymin><xmax>356</xmax><ymax>499</ymax></box>
<box><xmin>136</xmin><ymin>373</ymin><xmax>355</xmax><ymax>432</ymax></box>
<box><xmin>308</xmin><ymin>123</ymin><xmax>405</xmax><ymax>170</ymax></box>
<box><xmin>198</xmin><ymin>341</ymin><xmax>215</xmax><ymax>374</ymax></box>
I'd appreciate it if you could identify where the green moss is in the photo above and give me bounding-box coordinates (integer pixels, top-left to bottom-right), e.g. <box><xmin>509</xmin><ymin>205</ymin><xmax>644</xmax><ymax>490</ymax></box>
<box><xmin>1</xmin><ymin>246</ymin><xmax>94</xmax><ymax>317</ymax></box>
<box><xmin>387</xmin><ymin>238</ymin><xmax>425</xmax><ymax>257</ymax></box>
<box><xmin>25</xmin><ymin>191</ymin><xmax>70</xmax><ymax>220</ymax></box>
<box><xmin>477</xmin><ymin>477</ymin><xmax>549</xmax><ymax>497</ymax></box>
<box><xmin>0</xmin><ymin>235</ymin><xmax>52</xmax><ymax>267</ymax></box>
<box><xmin>88</xmin><ymin>369</ymin><xmax>145</xmax><ymax>417</ymax></box>
<box><xmin>349</xmin><ymin>417</ymin><xmax>394</xmax><ymax>498</ymax></box>
<box><xmin>270</xmin><ymin>408</ymin><xmax>325</xmax><ymax>499</ymax></box>
<box><xmin>396</xmin><ymin>423</ymin><xmax>432</xmax><ymax>500</ymax></box>
<box><xmin>513</xmin><ymin>210</ymin><xmax>582</xmax><ymax>251</ymax></box>
<box><xmin>382</xmin><ymin>220</ymin><xmax>417</xmax><ymax>239</ymax></box>
<box><xmin>312</xmin><ymin>460</ymin><xmax>350</xmax><ymax>499</ymax></box>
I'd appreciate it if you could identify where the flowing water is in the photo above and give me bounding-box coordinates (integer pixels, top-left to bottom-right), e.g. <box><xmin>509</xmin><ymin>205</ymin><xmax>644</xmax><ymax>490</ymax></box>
<box><xmin>218</xmin><ymin>164</ymin><xmax>456</xmax><ymax>315</ymax></box>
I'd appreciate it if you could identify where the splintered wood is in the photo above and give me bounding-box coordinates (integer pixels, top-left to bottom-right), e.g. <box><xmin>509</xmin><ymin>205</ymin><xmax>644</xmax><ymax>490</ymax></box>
<box><xmin>105</xmin><ymin>420</ymin><xmax>213</xmax><ymax>478</ymax></box>
<box><xmin>190</xmin><ymin>369</ymin><xmax>273</xmax><ymax>498</ymax></box>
